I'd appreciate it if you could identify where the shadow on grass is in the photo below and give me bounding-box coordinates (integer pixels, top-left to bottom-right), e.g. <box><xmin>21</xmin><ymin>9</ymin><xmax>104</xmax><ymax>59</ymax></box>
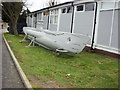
<box><xmin>56</xmin><ymin>52</ymin><xmax>75</xmax><ymax>59</ymax></box>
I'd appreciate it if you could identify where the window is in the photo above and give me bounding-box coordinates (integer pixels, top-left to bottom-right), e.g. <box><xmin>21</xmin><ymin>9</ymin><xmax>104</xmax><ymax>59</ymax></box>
<box><xmin>50</xmin><ymin>16</ymin><xmax>53</xmax><ymax>24</ymax></box>
<box><xmin>34</xmin><ymin>13</ymin><xmax>37</xmax><ymax>17</ymax></box>
<box><xmin>100</xmin><ymin>2</ymin><xmax>120</xmax><ymax>10</ymax></box>
<box><xmin>67</xmin><ymin>7</ymin><xmax>72</xmax><ymax>13</ymax></box>
<box><xmin>30</xmin><ymin>15</ymin><xmax>32</xmax><ymax>18</ymax></box>
<box><xmin>85</xmin><ymin>3</ymin><xmax>94</xmax><ymax>11</ymax></box>
<box><xmin>115</xmin><ymin>2</ymin><xmax>120</xmax><ymax>9</ymax></box>
<box><xmin>43</xmin><ymin>11</ymin><xmax>49</xmax><ymax>16</ymax></box>
<box><xmin>62</xmin><ymin>8</ymin><xmax>66</xmax><ymax>13</ymax></box>
<box><xmin>37</xmin><ymin>12</ymin><xmax>43</xmax><ymax>20</ymax></box>
<box><xmin>55</xmin><ymin>9</ymin><xmax>58</xmax><ymax>14</ymax></box>
<box><xmin>54</xmin><ymin>16</ymin><xmax>58</xmax><ymax>23</ymax></box>
<box><xmin>61</xmin><ymin>7</ymin><xmax>72</xmax><ymax>13</ymax></box>
<box><xmin>119</xmin><ymin>1</ymin><xmax>120</xmax><ymax>8</ymax></box>
<box><xmin>77</xmin><ymin>5</ymin><xmax>84</xmax><ymax>11</ymax></box>
<box><xmin>101</xmin><ymin>2</ymin><xmax>114</xmax><ymax>9</ymax></box>
<box><xmin>50</xmin><ymin>9</ymin><xmax>58</xmax><ymax>24</ymax></box>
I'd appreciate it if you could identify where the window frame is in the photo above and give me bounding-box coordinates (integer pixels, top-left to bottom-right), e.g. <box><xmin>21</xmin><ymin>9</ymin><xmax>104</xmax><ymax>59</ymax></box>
<box><xmin>76</xmin><ymin>3</ymin><xmax>95</xmax><ymax>12</ymax></box>
<box><xmin>61</xmin><ymin>6</ymin><xmax>73</xmax><ymax>14</ymax></box>
<box><xmin>61</xmin><ymin>8</ymin><xmax>66</xmax><ymax>13</ymax></box>
<box><xmin>76</xmin><ymin>4</ymin><xmax>85</xmax><ymax>12</ymax></box>
<box><xmin>85</xmin><ymin>3</ymin><xmax>95</xmax><ymax>11</ymax></box>
<box><xmin>49</xmin><ymin>9</ymin><xmax>59</xmax><ymax>25</ymax></box>
<box><xmin>67</xmin><ymin>6</ymin><xmax>72</xmax><ymax>13</ymax></box>
<box><xmin>76</xmin><ymin>4</ymin><xmax>84</xmax><ymax>12</ymax></box>
<box><xmin>37</xmin><ymin>12</ymin><xmax>43</xmax><ymax>21</ymax></box>
<box><xmin>100</xmin><ymin>2</ymin><xmax>119</xmax><ymax>11</ymax></box>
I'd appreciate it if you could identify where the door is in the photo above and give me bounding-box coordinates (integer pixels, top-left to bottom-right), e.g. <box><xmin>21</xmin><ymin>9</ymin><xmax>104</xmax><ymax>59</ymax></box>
<box><xmin>73</xmin><ymin>2</ymin><xmax>96</xmax><ymax>44</ymax></box>
<box><xmin>58</xmin><ymin>6</ymin><xmax>73</xmax><ymax>33</ymax></box>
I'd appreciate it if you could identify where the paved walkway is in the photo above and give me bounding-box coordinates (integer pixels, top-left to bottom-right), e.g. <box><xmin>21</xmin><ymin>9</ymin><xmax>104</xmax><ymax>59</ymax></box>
<box><xmin>0</xmin><ymin>29</ymin><xmax>25</xmax><ymax>88</ymax></box>
<box><xmin>0</xmin><ymin>30</ymin><xmax>2</xmax><ymax>89</ymax></box>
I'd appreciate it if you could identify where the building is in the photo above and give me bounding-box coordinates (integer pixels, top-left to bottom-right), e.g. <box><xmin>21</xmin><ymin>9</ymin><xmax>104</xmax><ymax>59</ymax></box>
<box><xmin>0</xmin><ymin>1</ymin><xmax>2</xmax><ymax>22</ymax></box>
<box><xmin>0</xmin><ymin>1</ymin><xmax>3</xmax><ymax>29</ymax></box>
<box><xmin>26</xmin><ymin>0</ymin><xmax>120</xmax><ymax>57</ymax></box>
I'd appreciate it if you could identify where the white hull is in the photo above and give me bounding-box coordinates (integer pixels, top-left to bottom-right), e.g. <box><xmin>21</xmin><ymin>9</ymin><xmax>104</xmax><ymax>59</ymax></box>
<box><xmin>23</xmin><ymin>27</ymin><xmax>90</xmax><ymax>54</ymax></box>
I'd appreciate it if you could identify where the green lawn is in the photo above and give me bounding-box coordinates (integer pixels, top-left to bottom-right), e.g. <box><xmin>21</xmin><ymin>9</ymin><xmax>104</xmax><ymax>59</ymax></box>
<box><xmin>4</xmin><ymin>33</ymin><xmax>119</xmax><ymax>88</ymax></box>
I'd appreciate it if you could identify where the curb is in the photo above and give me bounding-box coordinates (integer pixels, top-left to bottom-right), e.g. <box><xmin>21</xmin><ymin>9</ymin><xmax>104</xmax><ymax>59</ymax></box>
<box><xmin>3</xmin><ymin>34</ymin><xmax>33</xmax><ymax>89</ymax></box>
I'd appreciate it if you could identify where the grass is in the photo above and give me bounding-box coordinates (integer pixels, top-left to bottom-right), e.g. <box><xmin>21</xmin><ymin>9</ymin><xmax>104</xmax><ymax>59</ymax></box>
<box><xmin>4</xmin><ymin>33</ymin><xmax>119</xmax><ymax>88</ymax></box>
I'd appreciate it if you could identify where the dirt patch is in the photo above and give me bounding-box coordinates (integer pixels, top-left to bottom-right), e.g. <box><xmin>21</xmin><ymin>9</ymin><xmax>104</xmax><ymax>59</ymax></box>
<box><xmin>28</xmin><ymin>75</ymin><xmax>63</xmax><ymax>88</ymax></box>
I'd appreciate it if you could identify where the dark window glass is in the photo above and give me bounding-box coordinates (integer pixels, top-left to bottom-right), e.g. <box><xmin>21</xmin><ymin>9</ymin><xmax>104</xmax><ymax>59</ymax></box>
<box><xmin>77</xmin><ymin>5</ymin><xmax>83</xmax><ymax>11</ymax></box>
<box><xmin>62</xmin><ymin>8</ymin><xmax>66</xmax><ymax>13</ymax></box>
<box><xmin>43</xmin><ymin>12</ymin><xmax>46</xmax><ymax>15</ymax></box>
<box><xmin>67</xmin><ymin>7</ymin><xmax>72</xmax><ymax>13</ymax></box>
<box><xmin>34</xmin><ymin>13</ymin><xmax>37</xmax><ymax>17</ymax></box>
<box><xmin>85</xmin><ymin>3</ymin><xmax>94</xmax><ymax>11</ymax></box>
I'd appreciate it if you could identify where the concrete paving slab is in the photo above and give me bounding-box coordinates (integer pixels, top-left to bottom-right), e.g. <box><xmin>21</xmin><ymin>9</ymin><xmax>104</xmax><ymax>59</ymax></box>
<box><xmin>1</xmin><ymin>30</ymin><xmax>25</xmax><ymax>88</ymax></box>
<box><xmin>0</xmin><ymin>30</ymin><xmax>2</xmax><ymax>89</ymax></box>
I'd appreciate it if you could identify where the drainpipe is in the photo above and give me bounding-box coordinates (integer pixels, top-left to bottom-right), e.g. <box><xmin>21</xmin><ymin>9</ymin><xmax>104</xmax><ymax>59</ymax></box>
<box><xmin>28</xmin><ymin>16</ymin><xmax>29</xmax><ymax>27</ymax></box>
<box><xmin>90</xmin><ymin>2</ymin><xmax>98</xmax><ymax>50</ymax></box>
<box><xmin>35</xmin><ymin>14</ymin><xmax>37</xmax><ymax>28</ymax></box>
<box><xmin>47</xmin><ymin>9</ymin><xmax>50</xmax><ymax>30</ymax></box>
<box><xmin>70</xmin><ymin>2</ymin><xmax>74</xmax><ymax>33</ymax></box>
